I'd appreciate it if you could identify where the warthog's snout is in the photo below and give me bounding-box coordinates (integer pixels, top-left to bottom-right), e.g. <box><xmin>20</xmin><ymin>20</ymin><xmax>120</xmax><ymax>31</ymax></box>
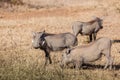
<box><xmin>101</xmin><ymin>26</ymin><xmax>103</xmax><ymax>29</ymax></box>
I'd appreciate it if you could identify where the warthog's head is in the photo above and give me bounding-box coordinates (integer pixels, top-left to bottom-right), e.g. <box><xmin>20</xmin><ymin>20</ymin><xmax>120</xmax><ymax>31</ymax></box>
<box><xmin>60</xmin><ymin>53</ymin><xmax>67</xmax><ymax>68</ymax></box>
<box><xmin>94</xmin><ymin>17</ymin><xmax>103</xmax><ymax>29</ymax></box>
<box><xmin>60</xmin><ymin>50</ymin><xmax>70</xmax><ymax>68</ymax></box>
<box><xmin>32</xmin><ymin>31</ymin><xmax>46</xmax><ymax>49</ymax></box>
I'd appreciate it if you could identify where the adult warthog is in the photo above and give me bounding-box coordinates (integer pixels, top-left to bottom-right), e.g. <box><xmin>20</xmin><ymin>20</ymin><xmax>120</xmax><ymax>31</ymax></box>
<box><xmin>72</xmin><ymin>17</ymin><xmax>103</xmax><ymax>42</ymax></box>
<box><xmin>60</xmin><ymin>37</ymin><xmax>113</xmax><ymax>70</ymax></box>
<box><xmin>32</xmin><ymin>31</ymin><xmax>78</xmax><ymax>67</ymax></box>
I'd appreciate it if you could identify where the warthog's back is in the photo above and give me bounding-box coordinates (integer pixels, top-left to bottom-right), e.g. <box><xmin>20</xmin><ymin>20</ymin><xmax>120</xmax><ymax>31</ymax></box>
<box><xmin>72</xmin><ymin>17</ymin><xmax>103</xmax><ymax>37</ymax></box>
<box><xmin>68</xmin><ymin>37</ymin><xmax>112</xmax><ymax>62</ymax></box>
<box><xmin>45</xmin><ymin>32</ymin><xmax>78</xmax><ymax>51</ymax></box>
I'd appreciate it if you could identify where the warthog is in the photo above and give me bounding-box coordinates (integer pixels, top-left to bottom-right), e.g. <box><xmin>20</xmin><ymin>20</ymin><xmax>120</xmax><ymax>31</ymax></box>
<box><xmin>32</xmin><ymin>31</ymin><xmax>78</xmax><ymax>67</ymax></box>
<box><xmin>72</xmin><ymin>17</ymin><xmax>103</xmax><ymax>42</ymax></box>
<box><xmin>60</xmin><ymin>37</ymin><xmax>113</xmax><ymax>70</ymax></box>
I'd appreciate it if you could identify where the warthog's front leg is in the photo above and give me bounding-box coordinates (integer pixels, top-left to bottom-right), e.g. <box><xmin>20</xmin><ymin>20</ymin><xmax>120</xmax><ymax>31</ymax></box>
<box><xmin>74</xmin><ymin>62</ymin><xmax>81</xmax><ymax>70</ymax></box>
<box><xmin>44</xmin><ymin>50</ymin><xmax>52</xmax><ymax>67</ymax></box>
<box><xmin>74</xmin><ymin>59</ymin><xmax>83</xmax><ymax>70</ymax></box>
<box><xmin>89</xmin><ymin>34</ymin><xmax>92</xmax><ymax>42</ymax></box>
<box><xmin>93</xmin><ymin>33</ymin><xmax>97</xmax><ymax>41</ymax></box>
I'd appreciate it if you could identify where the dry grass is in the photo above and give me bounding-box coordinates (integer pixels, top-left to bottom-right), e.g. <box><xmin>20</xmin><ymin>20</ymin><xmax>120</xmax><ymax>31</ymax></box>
<box><xmin>0</xmin><ymin>0</ymin><xmax>120</xmax><ymax>80</ymax></box>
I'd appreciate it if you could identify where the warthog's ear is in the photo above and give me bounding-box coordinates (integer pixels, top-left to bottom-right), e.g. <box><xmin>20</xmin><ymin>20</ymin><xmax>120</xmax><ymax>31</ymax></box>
<box><xmin>92</xmin><ymin>16</ymin><xmax>97</xmax><ymax>19</ymax></box>
<box><xmin>40</xmin><ymin>30</ymin><xmax>46</xmax><ymax>38</ymax></box>
<box><xmin>32</xmin><ymin>32</ymin><xmax>36</xmax><ymax>37</ymax></box>
<box><xmin>99</xmin><ymin>17</ymin><xmax>103</xmax><ymax>22</ymax></box>
<box><xmin>43</xmin><ymin>30</ymin><xmax>45</xmax><ymax>33</ymax></box>
<box><xmin>41</xmin><ymin>30</ymin><xmax>45</xmax><ymax>36</ymax></box>
<box><xmin>101</xmin><ymin>17</ymin><xmax>104</xmax><ymax>20</ymax></box>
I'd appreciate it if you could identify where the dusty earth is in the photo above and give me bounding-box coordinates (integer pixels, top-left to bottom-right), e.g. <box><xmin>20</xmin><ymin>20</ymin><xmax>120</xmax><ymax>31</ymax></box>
<box><xmin>0</xmin><ymin>0</ymin><xmax>120</xmax><ymax>79</ymax></box>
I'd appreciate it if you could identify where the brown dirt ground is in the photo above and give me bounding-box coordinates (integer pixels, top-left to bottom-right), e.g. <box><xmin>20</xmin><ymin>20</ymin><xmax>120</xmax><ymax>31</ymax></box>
<box><xmin>0</xmin><ymin>4</ymin><xmax>120</xmax><ymax>72</ymax></box>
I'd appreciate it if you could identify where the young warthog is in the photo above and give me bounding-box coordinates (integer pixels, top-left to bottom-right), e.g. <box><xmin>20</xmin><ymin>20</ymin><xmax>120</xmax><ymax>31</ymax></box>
<box><xmin>60</xmin><ymin>37</ymin><xmax>113</xmax><ymax>70</ymax></box>
<box><xmin>32</xmin><ymin>31</ymin><xmax>78</xmax><ymax>67</ymax></box>
<box><xmin>72</xmin><ymin>17</ymin><xmax>103</xmax><ymax>42</ymax></box>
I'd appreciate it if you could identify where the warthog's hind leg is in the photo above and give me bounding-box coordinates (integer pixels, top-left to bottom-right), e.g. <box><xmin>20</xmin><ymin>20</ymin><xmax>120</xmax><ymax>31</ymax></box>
<box><xmin>104</xmin><ymin>57</ymin><xmax>109</xmax><ymax>69</ymax></box>
<box><xmin>103</xmin><ymin>49</ymin><xmax>113</xmax><ymax>70</ymax></box>
<box><xmin>93</xmin><ymin>33</ymin><xmax>97</xmax><ymax>41</ymax></box>
<box><xmin>109</xmin><ymin>57</ymin><xmax>113</xmax><ymax>70</ymax></box>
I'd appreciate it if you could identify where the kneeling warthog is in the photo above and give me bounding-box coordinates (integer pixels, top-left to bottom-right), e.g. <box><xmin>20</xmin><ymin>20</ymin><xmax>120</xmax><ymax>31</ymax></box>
<box><xmin>32</xmin><ymin>31</ymin><xmax>78</xmax><ymax>67</ymax></box>
<box><xmin>60</xmin><ymin>37</ymin><xmax>113</xmax><ymax>70</ymax></box>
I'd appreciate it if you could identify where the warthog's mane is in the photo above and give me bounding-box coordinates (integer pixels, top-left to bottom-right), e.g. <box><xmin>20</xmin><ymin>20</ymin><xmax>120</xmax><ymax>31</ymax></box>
<box><xmin>41</xmin><ymin>32</ymin><xmax>73</xmax><ymax>37</ymax></box>
<box><xmin>87</xmin><ymin>18</ymin><xmax>99</xmax><ymax>24</ymax></box>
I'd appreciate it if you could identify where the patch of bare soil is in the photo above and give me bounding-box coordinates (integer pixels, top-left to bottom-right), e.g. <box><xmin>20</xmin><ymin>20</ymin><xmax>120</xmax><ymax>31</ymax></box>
<box><xmin>0</xmin><ymin>2</ymin><xmax>120</xmax><ymax>74</ymax></box>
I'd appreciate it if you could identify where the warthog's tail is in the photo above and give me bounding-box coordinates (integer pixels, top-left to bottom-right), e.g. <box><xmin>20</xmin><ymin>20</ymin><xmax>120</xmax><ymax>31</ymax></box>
<box><xmin>111</xmin><ymin>40</ymin><xmax>120</xmax><ymax>54</ymax></box>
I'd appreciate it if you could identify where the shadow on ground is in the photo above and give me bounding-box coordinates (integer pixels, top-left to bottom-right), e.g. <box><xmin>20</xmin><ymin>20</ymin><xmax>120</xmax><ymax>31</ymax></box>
<box><xmin>81</xmin><ymin>63</ymin><xmax>120</xmax><ymax>70</ymax></box>
<box><xmin>113</xmin><ymin>40</ymin><xmax>120</xmax><ymax>43</ymax></box>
